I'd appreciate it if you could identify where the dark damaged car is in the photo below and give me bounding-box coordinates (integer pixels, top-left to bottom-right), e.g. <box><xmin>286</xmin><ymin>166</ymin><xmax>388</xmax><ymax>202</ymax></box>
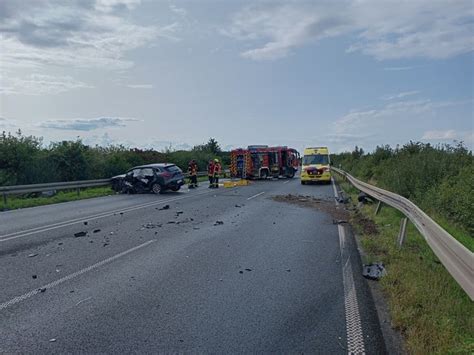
<box><xmin>111</xmin><ymin>163</ymin><xmax>185</xmax><ymax>194</ymax></box>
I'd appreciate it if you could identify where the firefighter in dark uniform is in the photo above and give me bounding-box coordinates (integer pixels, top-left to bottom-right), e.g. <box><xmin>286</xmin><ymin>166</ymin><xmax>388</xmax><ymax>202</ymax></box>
<box><xmin>188</xmin><ymin>160</ymin><xmax>198</xmax><ymax>188</ymax></box>
<box><xmin>212</xmin><ymin>158</ymin><xmax>221</xmax><ymax>188</ymax></box>
<box><xmin>207</xmin><ymin>159</ymin><xmax>214</xmax><ymax>188</ymax></box>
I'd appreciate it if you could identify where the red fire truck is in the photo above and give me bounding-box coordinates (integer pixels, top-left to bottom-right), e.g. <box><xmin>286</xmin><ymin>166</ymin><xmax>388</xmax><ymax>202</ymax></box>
<box><xmin>230</xmin><ymin>146</ymin><xmax>300</xmax><ymax>179</ymax></box>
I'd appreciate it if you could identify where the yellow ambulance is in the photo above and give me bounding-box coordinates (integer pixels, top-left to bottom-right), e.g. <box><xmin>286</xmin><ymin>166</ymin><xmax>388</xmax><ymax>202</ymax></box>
<box><xmin>300</xmin><ymin>147</ymin><xmax>331</xmax><ymax>184</ymax></box>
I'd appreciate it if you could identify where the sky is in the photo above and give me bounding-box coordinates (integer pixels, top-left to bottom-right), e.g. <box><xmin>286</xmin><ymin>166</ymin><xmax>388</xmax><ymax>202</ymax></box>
<box><xmin>0</xmin><ymin>0</ymin><xmax>473</xmax><ymax>153</ymax></box>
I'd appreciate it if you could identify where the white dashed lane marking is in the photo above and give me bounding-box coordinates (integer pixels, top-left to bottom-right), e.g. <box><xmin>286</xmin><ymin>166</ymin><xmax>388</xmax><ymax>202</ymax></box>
<box><xmin>0</xmin><ymin>240</ymin><xmax>155</xmax><ymax>311</ymax></box>
<box><xmin>247</xmin><ymin>192</ymin><xmax>265</xmax><ymax>200</ymax></box>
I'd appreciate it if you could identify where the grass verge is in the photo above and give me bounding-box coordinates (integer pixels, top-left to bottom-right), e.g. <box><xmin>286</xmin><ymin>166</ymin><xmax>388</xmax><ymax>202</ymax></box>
<box><xmin>335</xmin><ymin>176</ymin><xmax>473</xmax><ymax>354</ymax></box>
<box><xmin>2</xmin><ymin>186</ymin><xmax>115</xmax><ymax>211</ymax></box>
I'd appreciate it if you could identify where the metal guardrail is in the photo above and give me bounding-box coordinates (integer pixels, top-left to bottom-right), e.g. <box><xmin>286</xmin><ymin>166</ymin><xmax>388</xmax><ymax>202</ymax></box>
<box><xmin>332</xmin><ymin>167</ymin><xmax>474</xmax><ymax>300</ymax></box>
<box><xmin>0</xmin><ymin>170</ymin><xmax>230</xmax><ymax>202</ymax></box>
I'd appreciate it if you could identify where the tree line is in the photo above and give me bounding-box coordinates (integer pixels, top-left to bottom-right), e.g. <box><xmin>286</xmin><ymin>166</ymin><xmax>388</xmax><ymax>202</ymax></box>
<box><xmin>0</xmin><ymin>131</ymin><xmax>229</xmax><ymax>186</ymax></box>
<box><xmin>331</xmin><ymin>141</ymin><xmax>473</xmax><ymax>235</ymax></box>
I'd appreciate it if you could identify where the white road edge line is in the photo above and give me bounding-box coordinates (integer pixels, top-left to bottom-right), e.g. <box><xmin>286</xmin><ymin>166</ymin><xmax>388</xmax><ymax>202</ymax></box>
<box><xmin>247</xmin><ymin>192</ymin><xmax>265</xmax><ymax>200</ymax></box>
<box><xmin>0</xmin><ymin>240</ymin><xmax>155</xmax><ymax>311</ymax></box>
<box><xmin>333</xmin><ymin>179</ymin><xmax>366</xmax><ymax>354</ymax></box>
<box><xmin>283</xmin><ymin>180</ymin><xmax>291</xmax><ymax>184</ymax></box>
<box><xmin>0</xmin><ymin>190</ymin><xmax>215</xmax><ymax>242</ymax></box>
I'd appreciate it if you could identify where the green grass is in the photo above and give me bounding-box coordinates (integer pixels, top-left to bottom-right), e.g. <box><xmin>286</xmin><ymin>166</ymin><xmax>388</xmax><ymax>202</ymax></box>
<box><xmin>335</xmin><ymin>176</ymin><xmax>474</xmax><ymax>354</ymax></box>
<box><xmin>1</xmin><ymin>176</ymin><xmax>222</xmax><ymax>211</ymax></box>
<box><xmin>2</xmin><ymin>186</ymin><xmax>115</xmax><ymax>211</ymax></box>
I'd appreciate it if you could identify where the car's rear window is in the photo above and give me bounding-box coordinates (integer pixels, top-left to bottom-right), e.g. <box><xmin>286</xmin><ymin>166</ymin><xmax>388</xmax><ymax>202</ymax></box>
<box><xmin>164</xmin><ymin>165</ymin><xmax>181</xmax><ymax>173</ymax></box>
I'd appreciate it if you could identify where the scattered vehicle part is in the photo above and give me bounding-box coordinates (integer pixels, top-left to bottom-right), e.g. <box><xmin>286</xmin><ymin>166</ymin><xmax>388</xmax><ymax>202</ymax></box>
<box><xmin>214</xmin><ymin>221</ymin><xmax>224</xmax><ymax>226</ymax></box>
<box><xmin>358</xmin><ymin>192</ymin><xmax>373</xmax><ymax>204</ymax></box>
<box><xmin>32</xmin><ymin>275</ymin><xmax>37</xmax><ymax>279</ymax></box>
<box><xmin>158</xmin><ymin>205</ymin><xmax>170</xmax><ymax>210</ymax></box>
<box><xmin>83</xmin><ymin>221</ymin><xmax>88</xmax><ymax>225</ymax></box>
<box><xmin>74</xmin><ymin>231</ymin><xmax>87</xmax><ymax>238</ymax></box>
<box><xmin>93</xmin><ymin>229</ymin><xmax>101</xmax><ymax>233</ymax></box>
<box><xmin>362</xmin><ymin>263</ymin><xmax>387</xmax><ymax>280</ymax></box>
<box><xmin>39</xmin><ymin>287</ymin><xmax>46</xmax><ymax>292</ymax></box>
<box><xmin>28</xmin><ymin>253</ymin><xmax>38</xmax><ymax>258</ymax></box>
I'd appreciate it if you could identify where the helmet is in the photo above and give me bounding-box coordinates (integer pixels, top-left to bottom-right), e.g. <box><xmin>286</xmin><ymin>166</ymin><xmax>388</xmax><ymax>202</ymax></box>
<box><xmin>214</xmin><ymin>158</ymin><xmax>219</xmax><ymax>163</ymax></box>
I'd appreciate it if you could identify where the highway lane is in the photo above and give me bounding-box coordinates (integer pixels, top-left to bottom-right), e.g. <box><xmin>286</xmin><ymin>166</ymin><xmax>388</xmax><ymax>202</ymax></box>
<box><xmin>0</xmin><ymin>178</ymin><xmax>386</xmax><ymax>353</ymax></box>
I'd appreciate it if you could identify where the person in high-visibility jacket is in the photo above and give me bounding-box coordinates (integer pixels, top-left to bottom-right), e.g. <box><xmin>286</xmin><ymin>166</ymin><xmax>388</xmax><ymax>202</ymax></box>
<box><xmin>207</xmin><ymin>159</ymin><xmax>214</xmax><ymax>188</ymax></box>
<box><xmin>212</xmin><ymin>158</ymin><xmax>221</xmax><ymax>188</ymax></box>
<box><xmin>188</xmin><ymin>160</ymin><xmax>198</xmax><ymax>188</ymax></box>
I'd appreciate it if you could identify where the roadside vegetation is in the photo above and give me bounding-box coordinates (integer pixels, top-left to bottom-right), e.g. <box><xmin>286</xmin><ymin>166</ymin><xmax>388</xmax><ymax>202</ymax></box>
<box><xmin>0</xmin><ymin>131</ymin><xmax>230</xmax><ymax>211</ymax></box>
<box><xmin>0</xmin><ymin>130</ymin><xmax>229</xmax><ymax>186</ymax></box>
<box><xmin>2</xmin><ymin>186</ymin><xmax>115</xmax><ymax>210</ymax></box>
<box><xmin>331</xmin><ymin>142</ymin><xmax>473</xmax><ymax>249</ymax></box>
<box><xmin>332</xmin><ymin>143</ymin><xmax>474</xmax><ymax>354</ymax></box>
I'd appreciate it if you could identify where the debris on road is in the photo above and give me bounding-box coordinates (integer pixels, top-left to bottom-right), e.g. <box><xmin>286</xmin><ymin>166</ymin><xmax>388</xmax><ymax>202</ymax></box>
<box><xmin>362</xmin><ymin>263</ymin><xmax>387</xmax><ymax>280</ymax></box>
<box><xmin>167</xmin><ymin>221</ymin><xmax>176</xmax><ymax>224</ymax></box>
<box><xmin>214</xmin><ymin>221</ymin><xmax>224</xmax><ymax>226</ymax></box>
<box><xmin>141</xmin><ymin>223</ymin><xmax>162</xmax><ymax>229</ymax></box>
<box><xmin>39</xmin><ymin>287</ymin><xmax>47</xmax><ymax>292</ymax></box>
<box><xmin>28</xmin><ymin>253</ymin><xmax>38</xmax><ymax>258</ymax></box>
<box><xmin>32</xmin><ymin>275</ymin><xmax>37</xmax><ymax>279</ymax></box>
<box><xmin>74</xmin><ymin>231</ymin><xmax>87</xmax><ymax>238</ymax></box>
<box><xmin>103</xmin><ymin>243</ymin><xmax>109</xmax><ymax>247</ymax></box>
<box><xmin>235</xmin><ymin>204</ymin><xmax>242</xmax><ymax>208</ymax></box>
<box><xmin>83</xmin><ymin>221</ymin><xmax>88</xmax><ymax>225</ymax></box>
<box><xmin>239</xmin><ymin>271</ymin><xmax>244</xmax><ymax>274</ymax></box>
<box><xmin>176</xmin><ymin>211</ymin><xmax>184</xmax><ymax>215</ymax></box>
<box><xmin>158</xmin><ymin>205</ymin><xmax>170</xmax><ymax>210</ymax></box>
<box><xmin>49</xmin><ymin>338</ymin><xmax>56</xmax><ymax>343</ymax></box>
<box><xmin>93</xmin><ymin>229</ymin><xmax>101</xmax><ymax>233</ymax></box>
<box><xmin>273</xmin><ymin>194</ymin><xmax>350</xmax><ymax>221</ymax></box>
<box><xmin>245</xmin><ymin>268</ymin><xmax>252</xmax><ymax>272</ymax></box>
<box><xmin>335</xmin><ymin>195</ymin><xmax>350</xmax><ymax>204</ymax></box>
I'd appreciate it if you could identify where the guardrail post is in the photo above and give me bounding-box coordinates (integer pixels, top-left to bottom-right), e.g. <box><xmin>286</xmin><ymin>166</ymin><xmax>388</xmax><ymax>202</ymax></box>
<box><xmin>375</xmin><ymin>201</ymin><xmax>382</xmax><ymax>215</ymax></box>
<box><xmin>2</xmin><ymin>193</ymin><xmax>7</xmax><ymax>210</ymax></box>
<box><xmin>397</xmin><ymin>217</ymin><xmax>408</xmax><ymax>249</ymax></box>
<box><xmin>76</xmin><ymin>188</ymin><xmax>80</xmax><ymax>197</ymax></box>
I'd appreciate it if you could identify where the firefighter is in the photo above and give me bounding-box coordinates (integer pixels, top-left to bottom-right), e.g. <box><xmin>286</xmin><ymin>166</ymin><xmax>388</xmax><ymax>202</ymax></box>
<box><xmin>212</xmin><ymin>158</ymin><xmax>221</xmax><ymax>188</ymax></box>
<box><xmin>207</xmin><ymin>159</ymin><xmax>214</xmax><ymax>188</ymax></box>
<box><xmin>188</xmin><ymin>160</ymin><xmax>198</xmax><ymax>188</ymax></box>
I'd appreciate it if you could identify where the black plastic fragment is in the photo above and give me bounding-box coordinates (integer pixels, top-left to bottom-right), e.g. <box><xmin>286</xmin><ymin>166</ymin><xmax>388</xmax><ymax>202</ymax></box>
<box><xmin>362</xmin><ymin>263</ymin><xmax>387</xmax><ymax>280</ymax></box>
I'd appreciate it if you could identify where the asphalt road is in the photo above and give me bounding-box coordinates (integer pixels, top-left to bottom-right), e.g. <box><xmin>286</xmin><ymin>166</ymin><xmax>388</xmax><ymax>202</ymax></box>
<box><xmin>0</xmin><ymin>178</ymin><xmax>387</xmax><ymax>353</ymax></box>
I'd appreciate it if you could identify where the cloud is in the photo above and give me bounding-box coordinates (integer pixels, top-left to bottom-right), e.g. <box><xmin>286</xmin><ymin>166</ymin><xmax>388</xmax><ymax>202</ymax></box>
<box><xmin>38</xmin><ymin>117</ymin><xmax>138</xmax><ymax>131</ymax></box>
<box><xmin>382</xmin><ymin>90</ymin><xmax>420</xmax><ymax>100</ymax></box>
<box><xmin>383</xmin><ymin>66</ymin><xmax>414</xmax><ymax>71</ymax></box>
<box><xmin>333</xmin><ymin>98</ymin><xmax>471</xmax><ymax>135</ymax></box>
<box><xmin>226</xmin><ymin>1</ymin><xmax>474</xmax><ymax>61</ymax></box>
<box><xmin>0</xmin><ymin>74</ymin><xmax>92</xmax><ymax>95</ymax></box>
<box><xmin>126</xmin><ymin>84</ymin><xmax>154</xmax><ymax>89</ymax></box>
<box><xmin>169</xmin><ymin>4</ymin><xmax>187</xmax><ymax>17</ymax></box>
<box><xmin>421</xmin><ymin>129</ymin><xmax>457</xmax><ymax>140</ymax></box>
<box><xmin>0</xmin><ymin>0</ymin><xmax>178</xmax><ymax>70</ymax></box>
<box><xmin>0</xmin><ymin>117</ymin><xmax>18</xmax><ymax>130</ymax></box>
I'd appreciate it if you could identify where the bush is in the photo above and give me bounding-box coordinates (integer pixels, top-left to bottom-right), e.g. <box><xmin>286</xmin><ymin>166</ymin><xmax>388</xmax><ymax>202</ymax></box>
<box><xmin>332</xmin><ymin>142</ymin><xmax>473</xmax><ymax>235</ymax></box>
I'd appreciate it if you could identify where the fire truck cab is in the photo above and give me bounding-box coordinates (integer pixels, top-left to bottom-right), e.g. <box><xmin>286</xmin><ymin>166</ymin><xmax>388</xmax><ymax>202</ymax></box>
<box><xmin>231</xmin><ymin>146</ymin><xmax>300</xmax><ymax>179</ymax></box>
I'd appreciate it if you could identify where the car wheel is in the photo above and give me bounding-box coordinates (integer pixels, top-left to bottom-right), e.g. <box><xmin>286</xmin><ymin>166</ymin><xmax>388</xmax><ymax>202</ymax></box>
<box><xmin>170</xmin><ymin>186</ymin><xmax>180</xmax><ymax>192</ymax></box>
<box><xmin>301</xmin><ymin>181</ymin><xmax>306</xmax><ymax>185</ymax></box>
<box><xmin>260</xmin><ymin>170</ymin><xmax>268</xmax><ymax>179</ymax></box>
<box><xmin>151</xmin><ymin>183</ymin><xmax>163</xmax><ymax>194</ymax></box>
